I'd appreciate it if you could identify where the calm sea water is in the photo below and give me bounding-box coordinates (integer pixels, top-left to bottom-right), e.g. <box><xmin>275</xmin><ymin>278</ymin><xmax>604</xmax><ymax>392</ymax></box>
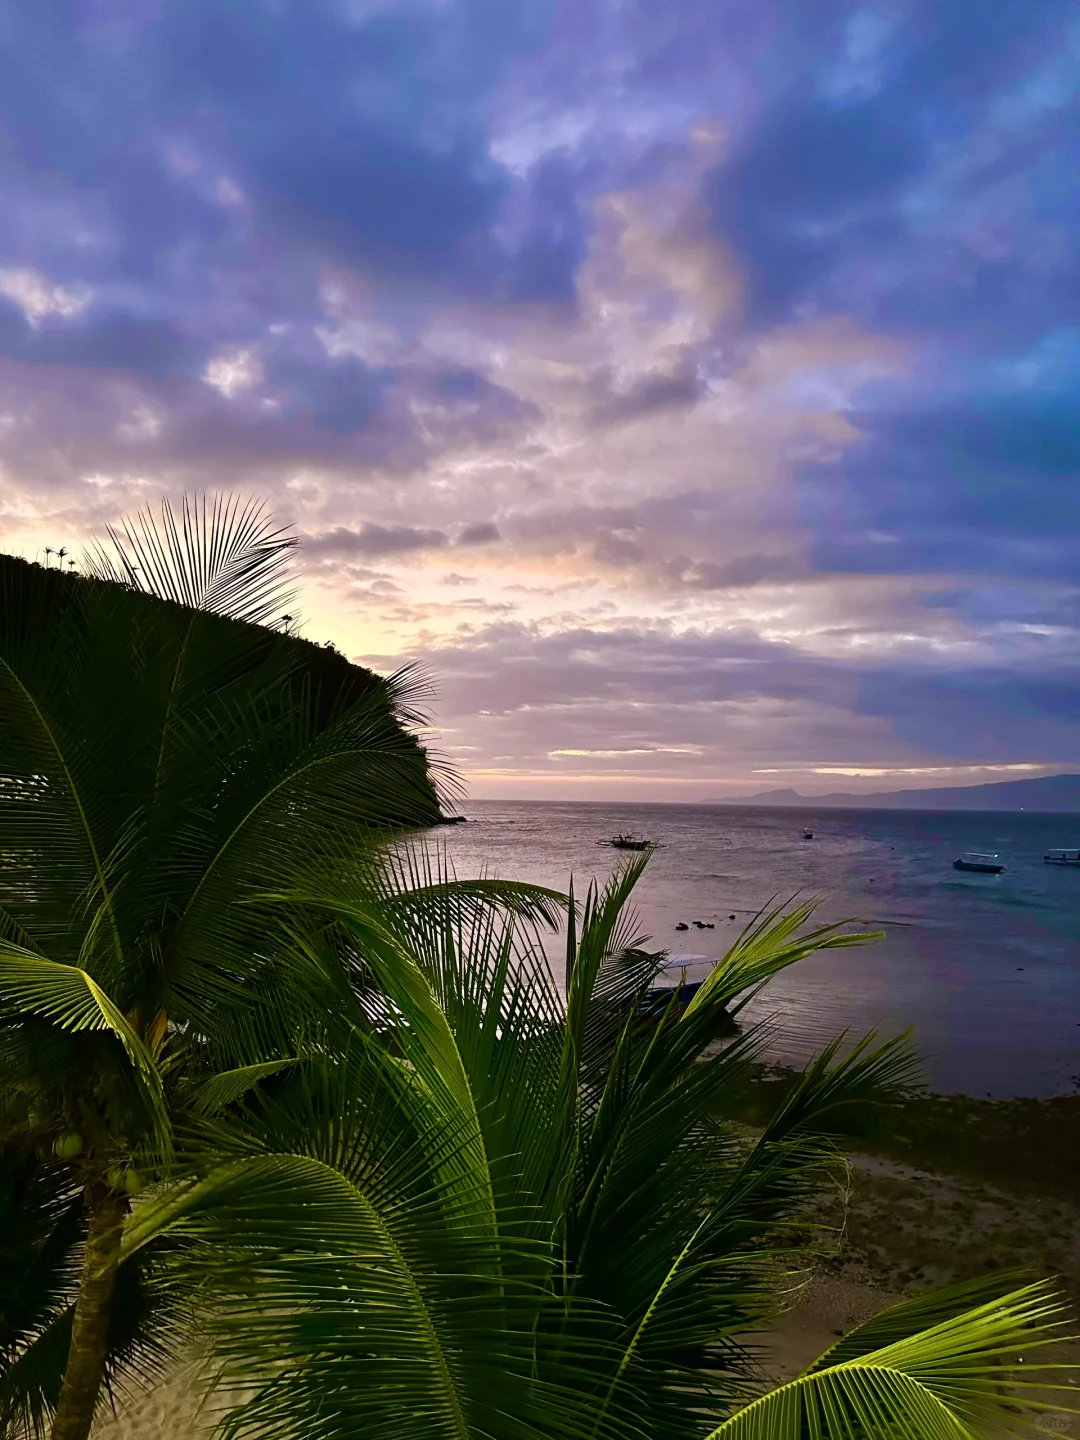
<box><xmin>435</xmin><ymin>801</ymin><xmax>1080</xmax><ymax>1099</ymax></box>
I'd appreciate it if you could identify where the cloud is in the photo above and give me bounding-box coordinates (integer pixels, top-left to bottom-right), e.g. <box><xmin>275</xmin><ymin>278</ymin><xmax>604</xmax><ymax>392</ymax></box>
<box><xmin>0</xmin><ymin>0</ymin><xmax>1077</xmax><ymax>795</ymax></box>
<box><xmin>456</xmin><ymin>522</ymin><xmax>500</xmax><ymax>546</ymax></box>
<box><xmin>705</xmin><ymin>0</ymin><xmax>1079</xmax><ymax>334</ymax></box>
<box><xmin>0</xmin><ymin>268</ymin><xmax>91</xmax><ymax>326</ymax></box>
<box><xmin>305</xmin><ymin>524</ymin><xmax>450</xmax><ymax>558</ymax></box>
<box><xmin>376</xmin><ymin>618</ymin><xmax>1080</xmax><ymax>795</ymax></box>
<box><xmin>800</xmin><ymin>384</ymin><xmax>1080</xmax><ymax>584</ymax></box>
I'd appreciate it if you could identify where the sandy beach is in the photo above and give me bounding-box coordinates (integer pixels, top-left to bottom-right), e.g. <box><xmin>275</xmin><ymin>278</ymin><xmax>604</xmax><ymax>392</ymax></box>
<box><xmin>91</xmin><ymin>1144</ymin><xmax>1080</xmax><ymax>1440</ymax></box>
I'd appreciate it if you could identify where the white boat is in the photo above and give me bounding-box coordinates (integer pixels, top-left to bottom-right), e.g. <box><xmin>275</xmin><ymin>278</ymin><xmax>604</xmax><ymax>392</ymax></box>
<box><xmin>953</xmin><ymin>851</ymin><xmax>1005</xmax><ymax>874</ymax></box>
<box><xmin>1044</xmin><ymin>848</ymin><xmax>1080</xmax><ymax>866</ymax></box>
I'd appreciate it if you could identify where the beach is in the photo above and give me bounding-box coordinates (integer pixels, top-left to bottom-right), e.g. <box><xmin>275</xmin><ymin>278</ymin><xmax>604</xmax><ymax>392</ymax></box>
<box><xmin>92</xmin><ymin>1086</ymin><xmax>1080</xmax><ymax>1440</ymax></box>
<box><xmin>93</xmin><ymin>1149</ymin><xmax>1080</xmax><ymax>1440</ymax></box>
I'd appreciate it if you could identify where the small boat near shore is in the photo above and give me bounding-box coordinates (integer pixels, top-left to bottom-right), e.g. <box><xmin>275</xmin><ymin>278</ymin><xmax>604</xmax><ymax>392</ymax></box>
<box><xmin>636</xmin><ymin>955</ymin><xmax>753</xmax><ymax>1034</ymax></box>
<box><xmin>601</xmin><ymin>832</ymin><xmax>656</xmax><ymax>851</ymax></box>
<box><xmin>638</xmin><ymin>955</ymin><xmax>710</xmax><ymax>1019</ymax></box>
<box><xmin>953</xmin><ymin>851</ymin><xmax>1005</xmax><ymax>874</ymax></box>
<box><xmin>1044</xmin><ymin>848</ymin><xmax>1080</xmax><ymax>866</ymax></box>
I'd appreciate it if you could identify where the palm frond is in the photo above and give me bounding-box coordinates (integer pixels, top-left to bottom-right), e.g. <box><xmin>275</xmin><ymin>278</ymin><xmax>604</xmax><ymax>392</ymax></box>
<box><xmin>189</xmin><ymin>1059</ymin><xmax>309</xmax><ymax>1116</ymax></box>
<box><xmin>804</xmin><ymin>1272</ymin><xmax>1061</xmax><ymax>1372</ymax></box>
<box><xmin>83</xmin><ymin>494</ymin><xmax>297</xmax><ymax>628</ymax></box>
<box><xmin>684</xmin><ymin>896</ymin><xmax>883</xmax><ymax>1017</ymax></box>
<box><xmin>758</xmin><ymin>1029</ymin><xmax>922</xmax><ymax>1143</ymax></box>
<box><xmin>706</xmin><ymin>1279</ymin><xmax>1078</xmax><ymax>1439</ymax></box>
<box><xmin>0</xmin><ymin>945</ymin><xmax>166</xmax><ymax>1126</ymax></box>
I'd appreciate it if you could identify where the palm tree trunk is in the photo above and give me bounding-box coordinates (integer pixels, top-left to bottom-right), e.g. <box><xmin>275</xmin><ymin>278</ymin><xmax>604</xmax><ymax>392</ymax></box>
<box><xmin>50</xmin><ymin>1185</ymin><xmax>129</xmax><ymax>1440</ymax></box>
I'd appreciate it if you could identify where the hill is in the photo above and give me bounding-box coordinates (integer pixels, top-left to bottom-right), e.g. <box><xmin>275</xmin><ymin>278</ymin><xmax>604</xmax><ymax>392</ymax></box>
<box><xmin>704</xmin><ymin>772</ymin><xmax>1080</xmax><ymax>812</ymax></box>
<box><xmin>0</xmin><ymin>551</ymin><xmax>446</xmax><ymax>826</ymax></box>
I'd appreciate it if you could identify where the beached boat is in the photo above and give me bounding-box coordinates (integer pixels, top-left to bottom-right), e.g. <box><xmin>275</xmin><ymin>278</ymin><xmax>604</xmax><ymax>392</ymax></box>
<box><xmin>953</xmin><ymin>851</ymin><xmax>1005</xmax><ymax>874</ymax></box>
<box><xmin>602</xmin><ymin>832</ymin><xmax>655</xmax><ymax>851</ymax></box>
<box><xmin>1044</xmin><ymin>848</ymin><xmax>1080</xmax><ymax>866</ymax></box>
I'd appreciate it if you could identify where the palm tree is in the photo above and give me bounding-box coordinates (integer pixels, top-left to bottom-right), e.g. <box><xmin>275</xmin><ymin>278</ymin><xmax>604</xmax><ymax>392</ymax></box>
<box><xmin>117</xmin><ymin>854</ymin><xmax>1074</xmax><ymax>1440</ymax></box>
<box><xmin>3</xmin><ymin>496</ymin><xmax>1075</xmax><ymax>1440</ymax></box>
<box><xmin>0</xmin><ymin>497</ymin><xmax>482</xmax><ymax>1440</ymax></box>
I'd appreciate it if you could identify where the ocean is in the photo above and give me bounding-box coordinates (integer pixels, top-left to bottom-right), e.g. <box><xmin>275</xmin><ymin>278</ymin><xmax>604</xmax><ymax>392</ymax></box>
<box><xmin>435</xmin><ymin>801</ymin><xmax>1080</xmax><ymax>1099</ymax></box>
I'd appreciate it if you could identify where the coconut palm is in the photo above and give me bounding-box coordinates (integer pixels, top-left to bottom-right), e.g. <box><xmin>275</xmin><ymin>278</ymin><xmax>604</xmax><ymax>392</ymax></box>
<box><xmin>0</xmin><ymin>497</ymin><xmax>519</xmax><ymax>1440</ymax></box>
<box><xmin>120</xmin><ymin>853</ymin><xmax>1075</xmax><ymax>1440</ymax></box>
<box><xmin>2</xmin><ymin>497</ymin><xmax>1075</xmax><ymax>1440</ymax></box>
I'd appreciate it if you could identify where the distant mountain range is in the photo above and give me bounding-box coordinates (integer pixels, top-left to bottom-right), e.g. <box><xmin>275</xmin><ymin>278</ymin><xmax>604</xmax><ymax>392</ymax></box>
<box><xmin>704</xmin><ymin>772</ymin><xmax>1080</xmax><ymax>813</ymax></box>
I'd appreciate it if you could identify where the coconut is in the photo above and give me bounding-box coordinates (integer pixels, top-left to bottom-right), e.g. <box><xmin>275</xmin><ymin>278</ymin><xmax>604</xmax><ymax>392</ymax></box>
<box><xmin>54</xmin><ymin>1131</ymin><xmax>84</xmax><ymax>1160</ymax></box>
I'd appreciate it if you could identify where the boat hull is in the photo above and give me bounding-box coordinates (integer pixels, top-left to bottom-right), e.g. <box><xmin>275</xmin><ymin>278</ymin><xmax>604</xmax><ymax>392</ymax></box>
<box><xmin>637</xmin><ymin>982</ymin><xmax>737</xmax><ymax>1033</ymax></box>
<box><xmin>953</xmin><ymin>859</ymin><xmax>1004</xmax><ymax>874</ymax></box>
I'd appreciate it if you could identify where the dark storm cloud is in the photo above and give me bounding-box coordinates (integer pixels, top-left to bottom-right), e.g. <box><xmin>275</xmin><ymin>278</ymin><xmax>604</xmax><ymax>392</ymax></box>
<box><xmin>665</xmin><ymin>553</ymin><xmax>803</xmax><ymax>590</ymax></box>
<box><xmin>498</xmin><ymin>151</ymin><xmax>592</xmax><ymax>304</ymax></box>
<box><xmin>0</xmin><ymin>0</ymin><xmax>572</xmax><ymax>301</ymax></box>
<box><xmin>152</xmin><ymin>0</ymin><xmax>554</xmax><ymax>281</ymax></box>
<box><xmin>424</xmin><ymin>369</ymin><xmax>540</xmax><ymax>437</ymax></box>
<box><xmin>0</xmin><ymin>300</ymin><xmax>206</xmax><ymax>381</ymax></box>
<box><xmin>859</xmin><ymin>666</ymin><xmax>1080</xmax><ymax>759</ymax></box>
<box><xmin>266</xmin><ymin>352</ymin><xmax>387</xmax><ymax>435</ymax></box>
<box><xmin>587</xmin><ymin>365</ymin><xmax>705</xmax><ymax>427</ymax></box>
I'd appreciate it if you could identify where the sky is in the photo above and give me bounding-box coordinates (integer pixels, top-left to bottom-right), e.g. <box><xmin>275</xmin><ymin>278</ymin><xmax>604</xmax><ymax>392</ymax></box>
<box><xmin>1</xmin><ymin>0</ymin><xmax>1078</xmax><ymax>800</ymax></box>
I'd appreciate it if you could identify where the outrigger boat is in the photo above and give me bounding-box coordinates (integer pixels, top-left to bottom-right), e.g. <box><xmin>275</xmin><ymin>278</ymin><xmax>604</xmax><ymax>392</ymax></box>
<box><xmin>953</xmin><ymin>851</ymin><xmax>1005</xmax><ymax>874</ymax></box>
<box><xmin>601</xmin><ymin>832</ymin><xmax>656</xmax><ymax>851</ymax></box>
<box><xmin>1045</xmin><ymin>848</ymin><xmax>1080</xmax><ymax>866</ymax></box>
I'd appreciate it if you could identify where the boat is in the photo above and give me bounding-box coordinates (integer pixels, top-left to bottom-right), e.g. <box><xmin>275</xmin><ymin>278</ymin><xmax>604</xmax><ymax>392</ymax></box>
<box><xmin>1045</xmin><ymin>848</ymin><xmax>1080</xmax><ymax>866</ymax></box>
<box><xmin>803</xmin><ymin>829</ymin><xmax>814</xmax><ymax>840</ymax></box>
<box><xmin>636</xmin><ymin>955</ymin><xmax>756</xmax><ymax>1034</ymax></box>
<box><xmin>602</xmin><ymin>832</ymin><xmax>655</xmax><ymax>851</ymax></box>
<box><xmin>638</xmin><ymin>955</ymin><xmax>710</xmax><ymax>1020</ymax></box>
<box><xmin>953</xmin><ymin>851</ymin><xmax>1005</xmax><ymax>874</ymax></box>
<box><xmin>638</xmin><ymin>979</ymin><xmax>704</xmax><ymax>1016</ymax></box>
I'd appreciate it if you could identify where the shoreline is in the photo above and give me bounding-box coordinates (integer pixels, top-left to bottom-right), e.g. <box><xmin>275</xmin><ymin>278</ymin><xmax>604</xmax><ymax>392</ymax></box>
<box><xmin>717</xmin><ymin>1065</ymin><xmax>1080</xmax><ymax>1201</ymax></box>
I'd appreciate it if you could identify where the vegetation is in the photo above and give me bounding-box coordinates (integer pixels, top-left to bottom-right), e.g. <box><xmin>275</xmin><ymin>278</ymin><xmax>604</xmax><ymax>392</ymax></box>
<box><xmin>1</xmin><ymin>498</ymin><xmax>1076</xmax><ymax>1440</ymax></box>
<box><xmin>0</xmin><ymin>499</ymin><xmax>458</xmax><ymax>1438</ymax></box>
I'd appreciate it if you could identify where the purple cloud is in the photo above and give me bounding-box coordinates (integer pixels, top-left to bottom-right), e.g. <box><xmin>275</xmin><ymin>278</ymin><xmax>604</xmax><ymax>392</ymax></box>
<box><xmin>0</xmin><ymin>0</ymin><xmax>1077</xmax><ymax>793</ymax></box>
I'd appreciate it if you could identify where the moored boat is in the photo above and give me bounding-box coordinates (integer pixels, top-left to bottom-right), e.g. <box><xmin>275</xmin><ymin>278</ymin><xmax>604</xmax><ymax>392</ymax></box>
<box><xmin>953</xmin><ymin>851</ymin><xmax>1005</xmax><ymax>874</ymax></box>
<box><xmin>638</xmin><ymin>955</ymin><xmax>711</xmax><ymax>1020</ymax></box>
<box><xmin>1044</xmin><ymin>848</ymin><xmax>1080</xmax><ymax>866</ymax></box>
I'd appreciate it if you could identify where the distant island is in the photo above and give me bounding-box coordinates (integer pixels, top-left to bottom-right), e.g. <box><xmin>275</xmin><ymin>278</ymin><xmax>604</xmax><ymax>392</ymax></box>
<box><xmin>704</xmin><ymin>772</ymin><xmax>1080</xmax><ymax>813</ymax></box>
